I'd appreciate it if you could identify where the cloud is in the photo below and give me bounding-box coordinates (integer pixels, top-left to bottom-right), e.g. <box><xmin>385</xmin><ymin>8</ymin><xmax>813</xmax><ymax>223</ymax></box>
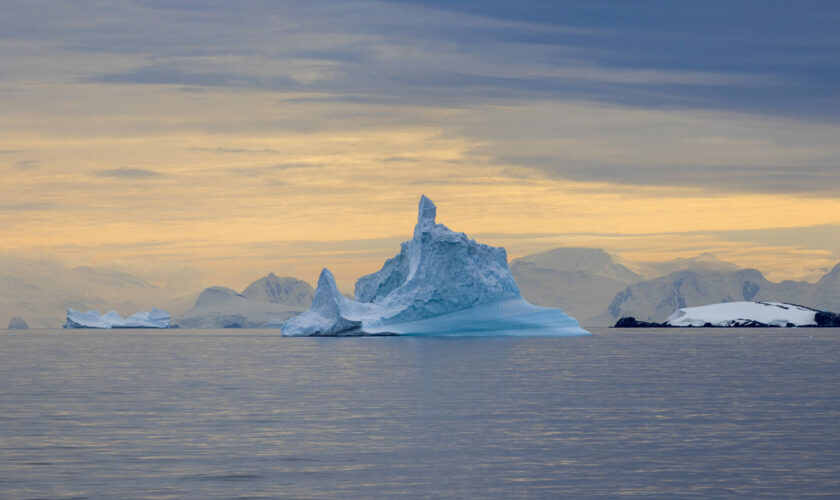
<box><xmin>225</xmin><ymin>163</ymin><xmax>321</xmax><ymax>176</ymax></box>
<box><xmin>96</xmin><ymin>167</ymin><xmax>167</xmax><ymax>179</ymax></box>
<box><xmin>15</xmin><ymin>159</ymin><xmax>40</xmax><ymax>170</ymax></box>
<box><xmin>0</xmin><ymin>202</ymin><xmax>55</xmax><ymax>212</ymax></box>
<box><xmin>381</xmin><ymin>156</ymin><xmax>422</xmax><ymax>163</ymax></box>
<box><xmin>189</xmin><ymin>146</ymin><xmax>281</xmax><ymax>154</ymax></box>
<box><xmin>451</xmin><ymin>101</ymin><xmax>840</xmax><ymax>196</ymax></box>
<box><xmin>500</xmin><ymin>158</ymin><xmax>840</xmax><ymax>195</ymax></box>
<box><xmin>3</xmin><ymin>0</ymin><xmax>835</xmax><ymax>118</ymax></box>
<box><xmin>1</xmin><ymin>0</ymin><xmax>838</xmax><ymax>289</ymax></box>
<box><xmin>93</xmin><ymin>64</ymin><xmax>303</xmax><ymax>89</ymax></box>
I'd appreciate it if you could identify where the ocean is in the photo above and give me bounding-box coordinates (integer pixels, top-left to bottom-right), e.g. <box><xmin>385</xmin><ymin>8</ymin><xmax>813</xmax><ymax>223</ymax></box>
<box><xmin>1</xmin><ymin>328</ymin><xmax>839</xmax><ymax>498</ymax></box>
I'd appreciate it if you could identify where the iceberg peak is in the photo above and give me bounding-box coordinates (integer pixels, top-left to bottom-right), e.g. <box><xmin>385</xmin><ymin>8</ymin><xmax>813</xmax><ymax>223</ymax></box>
<box><xmin>312</xmin><ymin>268</ymin><xmax>342</xmax><ymax>312</ymax></box>
<box><xmin>417</xmin><ymin>194</ymin><xmax>436</xmax><ymax>224</ymax></box>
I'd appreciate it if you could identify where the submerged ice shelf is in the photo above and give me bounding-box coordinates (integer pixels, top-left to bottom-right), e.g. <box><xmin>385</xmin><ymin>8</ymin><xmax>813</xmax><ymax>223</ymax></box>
<box><xmin>282</xmin><ymin>196</ymin><xmax>588</xmax><ymax>337</ymax></box>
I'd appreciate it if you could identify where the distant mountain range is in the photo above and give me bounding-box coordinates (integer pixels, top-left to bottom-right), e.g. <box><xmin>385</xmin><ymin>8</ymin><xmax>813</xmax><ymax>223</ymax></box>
<box><xmin>510</xmin><ymin>248</ymin><xmax>642</xmax><ymax>322</ymax></box>
<box><xmin>511</xmin><ymin>248</ymin><xmax>840</xmax><ymax>326</ymax></box>
<box><xmin>0</xmin><ymin>256</ymin><xmax>314</xmax><ymax>329</ymax></box>
<box><xmin>0</xmin><ymin>255</ymin><xmax>163</xmax><ymax>328</ymax></box>
<box><xmin>2</xmin><ymin>248</ymin><xmax>838</xmax><ymax>329</ymax></box>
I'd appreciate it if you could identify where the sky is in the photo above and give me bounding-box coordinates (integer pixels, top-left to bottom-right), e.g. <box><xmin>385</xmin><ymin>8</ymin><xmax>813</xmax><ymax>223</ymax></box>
<box><xmin>1</xmin><ymin>0</ymin><xmax>839</xmax><ymax>291</ymax></box>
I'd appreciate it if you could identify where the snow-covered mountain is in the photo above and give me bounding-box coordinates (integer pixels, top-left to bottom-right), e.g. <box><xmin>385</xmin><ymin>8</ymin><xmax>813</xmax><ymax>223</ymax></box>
<box><xmin>512</xmin><ymin>247</ymin><xmax>642</xmax><ymax>283</ymax></box>
<box><xmin>241</xmin><ymin>273</ymin><xmax>314</xmax><ymax>306</ymax></box>
<box><xmin>176</xmin><ymin>274</ymin><xmax>313</xmax><ymax>328</ymax></box>
<box><xmin>282</xmin><ymin>196</ymin><xmax>587</xmax><ymax>337</ymax></box>
<box><xmin>511</xmin><ymin>247</ymin><xmax>642</xmax><ymax>323</ymax></box>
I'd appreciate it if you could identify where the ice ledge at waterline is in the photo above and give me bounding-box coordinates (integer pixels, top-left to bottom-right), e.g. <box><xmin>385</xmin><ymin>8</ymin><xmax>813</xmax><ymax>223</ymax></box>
<box><xmin>282</xmin><ymin>196</ymin><xmax>588</xmax><ymax>337</ymax></box>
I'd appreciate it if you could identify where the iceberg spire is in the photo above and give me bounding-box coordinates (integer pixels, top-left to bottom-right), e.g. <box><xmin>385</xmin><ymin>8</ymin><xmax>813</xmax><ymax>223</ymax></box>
<box><xmin>418</xmin><ymin>194</ymin><xmax>436</xmax><ymax>224</ymax></box>
<box><xmin>281</xmin><ymin>268</ymin><xmax>366</xmax><ymax>336</ymax></box>
<box><xmin>311</xmin><ymin>268</ymin><xmax>342</xmax><ymax>312</ymax></box>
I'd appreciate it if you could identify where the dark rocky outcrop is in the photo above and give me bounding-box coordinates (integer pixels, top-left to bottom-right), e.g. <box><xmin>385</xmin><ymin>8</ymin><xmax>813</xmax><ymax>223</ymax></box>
<box><xmin>614</xmin><ymin>317</ymin><xmax>666</xmax><ymax>328</ymax></box>
<box><xmin>815</xmin><ymin>310</ymin><xmax>840</xmax><ymax>327</ymax></box>
<box><xmin>613</xmin><ymin>316</ymin><xmax>791</xmax><ymax>328</ymax></box>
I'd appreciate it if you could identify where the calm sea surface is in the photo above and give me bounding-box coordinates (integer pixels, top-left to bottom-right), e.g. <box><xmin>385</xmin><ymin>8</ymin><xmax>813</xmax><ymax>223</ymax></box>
<box><xmin>1</xmin><ymin>328</ymin><xmax>839</xmax><ymax>499</ymax></box>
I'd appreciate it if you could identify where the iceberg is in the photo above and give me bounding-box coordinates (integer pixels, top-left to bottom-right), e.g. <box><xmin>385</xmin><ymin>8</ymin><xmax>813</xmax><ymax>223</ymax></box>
<box><xmin>282</xmin><ymin>196</ymin><xmax>588</xmax><ymax>337</ymax></box>
<box><xmin>64</xmin><ymin>308</ymin><xmax>170</xmax><ymax>329</ymax></box>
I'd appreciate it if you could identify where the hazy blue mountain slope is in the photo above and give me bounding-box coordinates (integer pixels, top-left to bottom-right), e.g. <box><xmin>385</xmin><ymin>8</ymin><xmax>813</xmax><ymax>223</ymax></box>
<box><xmin>241</xmin><ymin>273</ymin><xmax>314</xmax><ymax>306</ymax></box>
<box><xmin>0</xmin><ymin>255</ymin><xmax>168</xmax><ymax>328</ymax></box>
<box><xmin>511</xmin><ymin>247</ymin><xmax>642</xmax><ymax>325</ymax></box>
<box><xmin>176</xmin><ymin>275</ymin><xmax>314</xmax><ymax>328</ymax></box>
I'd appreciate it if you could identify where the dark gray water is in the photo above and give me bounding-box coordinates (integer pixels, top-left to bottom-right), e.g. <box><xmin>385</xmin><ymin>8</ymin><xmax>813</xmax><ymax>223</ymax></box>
<box><xmin>1</xmin><ymin>328</ymin><xmax>839</xmax><ymax>499</ymax></box>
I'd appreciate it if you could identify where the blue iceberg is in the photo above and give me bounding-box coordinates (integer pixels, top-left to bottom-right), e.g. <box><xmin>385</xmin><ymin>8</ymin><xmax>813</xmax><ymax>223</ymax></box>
<box><xmin>282</xmin><ymin>196</ymin><xmax>588</xmax><ymax>337</ymax></box>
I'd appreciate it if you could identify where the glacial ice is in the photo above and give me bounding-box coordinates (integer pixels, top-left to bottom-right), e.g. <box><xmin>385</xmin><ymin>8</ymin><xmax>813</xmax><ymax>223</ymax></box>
<box><xmin>64</xmin><ymin>308</ymin><xmax>170</xmax><ymax>329</ymax></box>
<box><xmin>282</xmin><ymin>196</ymin><xmax>588</xmax><ymax>337</ymax></box>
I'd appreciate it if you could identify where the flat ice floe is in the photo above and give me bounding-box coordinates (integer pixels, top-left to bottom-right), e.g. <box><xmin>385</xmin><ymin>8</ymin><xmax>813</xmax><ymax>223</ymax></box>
<box><xmin>282</xmin><ymin>196</ymin><xmax>588</xmax><ymax>337</ymax></box>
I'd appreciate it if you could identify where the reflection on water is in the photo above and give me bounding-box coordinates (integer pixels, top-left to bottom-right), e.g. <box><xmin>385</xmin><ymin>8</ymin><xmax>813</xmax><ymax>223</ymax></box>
<box><xmin>1</xmin><ymin>328</ymin><xmax>839</xmax><ymax>498</ymax></box>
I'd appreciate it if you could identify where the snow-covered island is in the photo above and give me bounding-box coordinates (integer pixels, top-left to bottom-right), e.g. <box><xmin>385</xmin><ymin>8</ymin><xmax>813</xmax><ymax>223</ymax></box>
<box><xmin>64</xmin><ymin>308</ymin><xmax>171</xmax><ymax>329</ymax></box>
<box><xmin>615</xmin><ymin>301</ymin><xmax>840</xmax><ymax>328</ymax></box>
<box><xmin>282</xmin><ymin>196</ymin><xmax>588</xmax><ymax>337</ymax></box>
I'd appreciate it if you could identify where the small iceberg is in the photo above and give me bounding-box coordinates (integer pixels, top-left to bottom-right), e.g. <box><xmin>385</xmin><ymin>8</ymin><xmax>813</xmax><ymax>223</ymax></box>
<box><xmin>64</xmin><ymin>308</ymin><xmax>170</xmax><ymax>329</ymax></box>
<box><xmin>282</xmin><ymin>196</ymin><xmax>588</xmax><ymax>337</ymax></box>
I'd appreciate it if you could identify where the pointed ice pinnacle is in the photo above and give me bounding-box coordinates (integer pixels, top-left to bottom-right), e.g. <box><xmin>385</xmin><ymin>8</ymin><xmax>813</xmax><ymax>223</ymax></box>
<box><xmin>418</xmin><ymin>194</ymin><xmax>436</xmax><ymax>224</ymax></box>
<box><xmin>281</xmin><ymin>267</ymin><xmax>371</xmax><ymax>336</ymax></box>
<box><xmin>311</xmin><ymin>268</ymin><xmax>343</xmax><ymax>313</ymax></box>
